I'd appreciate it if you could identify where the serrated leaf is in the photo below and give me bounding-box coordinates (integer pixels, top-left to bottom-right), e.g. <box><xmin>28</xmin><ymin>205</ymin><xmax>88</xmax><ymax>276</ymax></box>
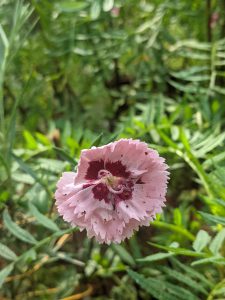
<box><xmin>161</xmin><ymin>280</ymin><xmax>200</xmax><ymax>300</ymax></box>
<box><xmin>0</xmin><ymin>243</ymin><xmax>17</xmax><ymax>261</ymax></box>
<box><xmin>179</xmin><ymin>51</ymin><xmax>210</xmax><ymax>60</ymax></box>
<box><xmin>128</xmin><ymin>270</ymin><xmax>167</xmax><ymax>300</ymax></box>
<box><xmin>37</xmin><ymin>158</ymin><xmax>67</xmax><ymax>173</ymax></box>
<box><xmin>128</xmin><ymin>269</ymin><xmax>198</xmax><ymax>300</ymax></box>
<box><xmin>209</xmin><ymin>229</ymin><xmax>225</xmax><ymax>255</ymax></box>
<box><xmin>29</xmin><ymin>203</ymin><xmax>59</xmax><ymax>232</ymax></box>
<box><xmin>103</xmin><ymin>0</ymin><xmax>114</xmax><ymax>12</ymax></box>
<box><xmin>169</xmin><ymin>39</ymin><xmax>211</xmax><ymax>51</ymax></box>
<box><xmin>161</xmin><ymin>266</ymin><xmax>208</xmax><ymax>295</ymax></box>
<box><xmin>3</xmin><ymin>209</ymin><xmax>37</xmax><ymax>245</ymax></box>
<box><xmin>170</xmin><ymin>66</ymin><xmax>210</xmax><ymax>78</ymax></box>
<box><xmin>194</xmin><ymin>132</ymin><xmax>225</xmax><ymax>157</ymax></box>
<box><xmin>213</xmin><ymin>85</ymin><xmax>225</xmax><ymax>95</ymax></box>
<box><xmin>203</xmin><ymin>152</ymin><xmax>225</xmax><ymax>168</ymax></box>
<box><xmin>0</xmin><ymin>264</ymin><xmax>14</xmax><ymax>288</ymax></box>
<box><xmin>213</xmin><ymin>166</ymin><xmax>225</xmax><ymax>186</ymax></box>
<box><xmin>193</xmin><ymin>230</ymin><xmax>211</xmax><ymax>252</ymax></box>
<box><xmin>168</xmin><ymin>80</ymin><xmax>208</xmax><ymax>94</ymax></box>
<box><xmin>12</xmin><ymin>172</ymin><xmax>35</xmax><ymax>184</ymax></box>
<box><xmin>170</xmin><ymin>257</ymin><xmax>213</xmax><ymax>288</ymax></box>
<box><xmin>171</xmin><ymin>71</ymin><xmax>210</xmax><ymax>82</ymax></box>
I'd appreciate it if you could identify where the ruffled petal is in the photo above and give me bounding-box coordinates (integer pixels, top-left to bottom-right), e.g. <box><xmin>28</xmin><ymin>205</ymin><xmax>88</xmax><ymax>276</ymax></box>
<box><xmin>55</xmin><ymin>139</ymin><xmax>169</xmax><ymax>244</ymax></box>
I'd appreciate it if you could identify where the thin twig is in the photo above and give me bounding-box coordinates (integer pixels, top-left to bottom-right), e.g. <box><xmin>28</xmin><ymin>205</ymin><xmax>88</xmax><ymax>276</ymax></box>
<box><xmin>61</xmin><ymin>285</ymin><xmax>93</xmax><ymax>300</ymax></box>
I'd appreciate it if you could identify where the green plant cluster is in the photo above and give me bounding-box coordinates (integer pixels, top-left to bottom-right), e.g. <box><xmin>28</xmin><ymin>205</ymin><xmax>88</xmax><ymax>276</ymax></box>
<box><xmin>0</xmin><ymin>0</ymin><xmax>225</xmax><ymax>299</ymax></box>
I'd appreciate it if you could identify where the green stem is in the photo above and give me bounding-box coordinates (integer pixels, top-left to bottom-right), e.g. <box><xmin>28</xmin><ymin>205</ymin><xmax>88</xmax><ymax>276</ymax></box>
<box><xmin>207</xmin><ymin>278</ymin><xmax>225</xmax><ymax>300</ymax></box>
<box><xmin>0</xmin><ymin>44</ymin><xmax>8</xmax><ymax>138</ymax></box>
<box><xmin>153</xmin><ymin>221</ymin><xmax>195</xmax><ymax>241</ymax></box>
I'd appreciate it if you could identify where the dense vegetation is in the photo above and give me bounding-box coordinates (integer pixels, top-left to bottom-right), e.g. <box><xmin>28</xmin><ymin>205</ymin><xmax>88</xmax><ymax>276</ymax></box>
<box><xmin>1</xmin><ymin>0</ymin><xmax>225</xmax><ymax>299</ymax></box>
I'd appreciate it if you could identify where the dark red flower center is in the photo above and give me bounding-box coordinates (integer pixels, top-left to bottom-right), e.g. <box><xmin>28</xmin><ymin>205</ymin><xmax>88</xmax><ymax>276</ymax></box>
<box><xmin>84</xmin><ymin>160</ymin><xmax>134</xmax><ymax>207</ymax></box>
<box><xmin>85</xmin><ymin>159</ymin><xmax>130</xmax><ymax>180</ymax></box>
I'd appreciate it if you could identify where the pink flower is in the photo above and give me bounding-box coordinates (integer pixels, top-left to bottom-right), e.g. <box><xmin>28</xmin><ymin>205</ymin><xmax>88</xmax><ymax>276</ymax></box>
<box><xmin>55</xmin><ymin>139</ymin><xmax>169</xmax><ymax>244</ymax></box>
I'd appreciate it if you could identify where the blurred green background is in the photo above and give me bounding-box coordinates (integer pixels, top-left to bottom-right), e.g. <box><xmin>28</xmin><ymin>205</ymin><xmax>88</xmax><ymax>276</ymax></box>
<box><xmin>1</xmin><ymin>0</ymin><xmax>225</xmax><ymax>299</ymax></box>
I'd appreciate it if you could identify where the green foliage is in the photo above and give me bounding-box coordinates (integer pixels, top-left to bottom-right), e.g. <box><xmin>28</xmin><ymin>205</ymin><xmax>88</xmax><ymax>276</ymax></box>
<box><xmin>0</xmin><ymin>0</ymin><xmax>225</xmax><ymax>299</ymax></box>
<box><xmin>3</xmin><ymin>209</ymin><xmax>37</xmax><ymax>244</ymax></box>
<box><xmin>28</xmin><ymin>202</ymin><xmax>59</xmax><ymax>232</ymax></box>
<box><xmin>0</xmin><ymin>243</ymin><xmax>18</xmax><ymax>261</ymax></box>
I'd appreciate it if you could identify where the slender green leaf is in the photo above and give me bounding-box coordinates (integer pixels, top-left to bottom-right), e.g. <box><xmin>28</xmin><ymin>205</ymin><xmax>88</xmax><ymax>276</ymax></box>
<box><xmin>199</xmin><ymin>211</ymin><xmax>225</xmax><ymax>226</ymax></box>
<box><xmin>12</xmin><ymin>153</ymin><xmax>51</xmax><ymax>196</ymax></box>
<box><xmin>103</xmin><ymin>0</ymin><xmax>114</xmax><ymax>12</ymax></box>
<box><xmin>153</xmin><ymin>221</ymin><xmax>195</xmax><ymax>241</ymax></box>
<box><xmin>170</xmin><ymin>40</ymin><xmax>211</xmax><ymax>51</ymax></box>
<box><xmin>213</xmin><ymin>198</ymin><xmax>225</xmax><ymax>208</ymax></box>
<box><xmin>90</xmin><ymin>132</ymin><xmax>103</xmax><ymax>147</ymax></box>
<box><xmin>0</xmin><ymin>24</ymin><xmax>9</xmax><ymax>49</ymax></box>
<box><xmin>55</xmin><ymin>1</ymin><xmax>88</xmax><ymax>12</ymax></box>
<box><xmin>0</xmin><ymin>153</ymin><xmax>10</xmax><ymax>177</ymax></box>
<box><xmin>203</xmin><ymin>152</ymin><xmax>225</xmax><ymax>168</ymax></box>
<box><xmin>29</xmin><ymin>203</ymin><xmax>59</xmax><ymax>232</ymax></box>
<box><xmin>191</xmin><ymin>256</ymin><xmax>225</xmax><ymax>266</ymax></box>
<box><xmin>111</xmin><ymin>244</ymin><xmax>135</xmax><ymax>266</ymax></box>
<box><xmin>37</xmin><ymin>158</ymin><xmax>67</xmax><ymax>173</ymax></box>
<box><xmin>0</xmin><ymin>264</ymin><xmax>14</xmax><ymax>288</ymax></box>
<box><xmin>170</xmin><ymin>66</ymin><xmax>210</xmax><ymax>79</ymax></box>
<box><xmin>3</xmin><ymin>209</ymin><xmax>37</xmax><ymax>244</ymax></box>
<box><xmin>73</xmin><ymin>47</ymin><xmax>93</xmax><ymax>56</ymax></box>
<box><xmin>53</xmin><ymin>146</ymin><xmax>77</xmax><ymax>166</ymax></box>
<box><xmin>209</xmin><ymin>229</ymin><xmax>225</xmax><ymax>255</ymax></box>
<box><xmin>137</xmin><ymin>252</ymin><xmax>174</xmax><ymax>263</ymax></box>
<box><xmin>149</xmin><ymin>242</ymin><xmax>207</xmax><ymax>258</ymax></box>
<box><xmin>193</xmin><ymin>230</ymin><xmax>211</xmax><ymax>252</ymax></box>
<box><xmin>180</xmin><ymin>127</ymin><xmax>191</xmax><ymax>151</ymax></box>
<box><xmin>23</xmin><ymin>130</ymin><xmax>38</xmax><ymax>149</ymax></box>
<box><xmin>90</xmin><ymin>0</ymin><xmax>101</xmax><ymax>19</ymax></box>
<box><xmin>0</xmin><ymin>243</ymin><xmax>17</xmax><ymax>261</ymax></box>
